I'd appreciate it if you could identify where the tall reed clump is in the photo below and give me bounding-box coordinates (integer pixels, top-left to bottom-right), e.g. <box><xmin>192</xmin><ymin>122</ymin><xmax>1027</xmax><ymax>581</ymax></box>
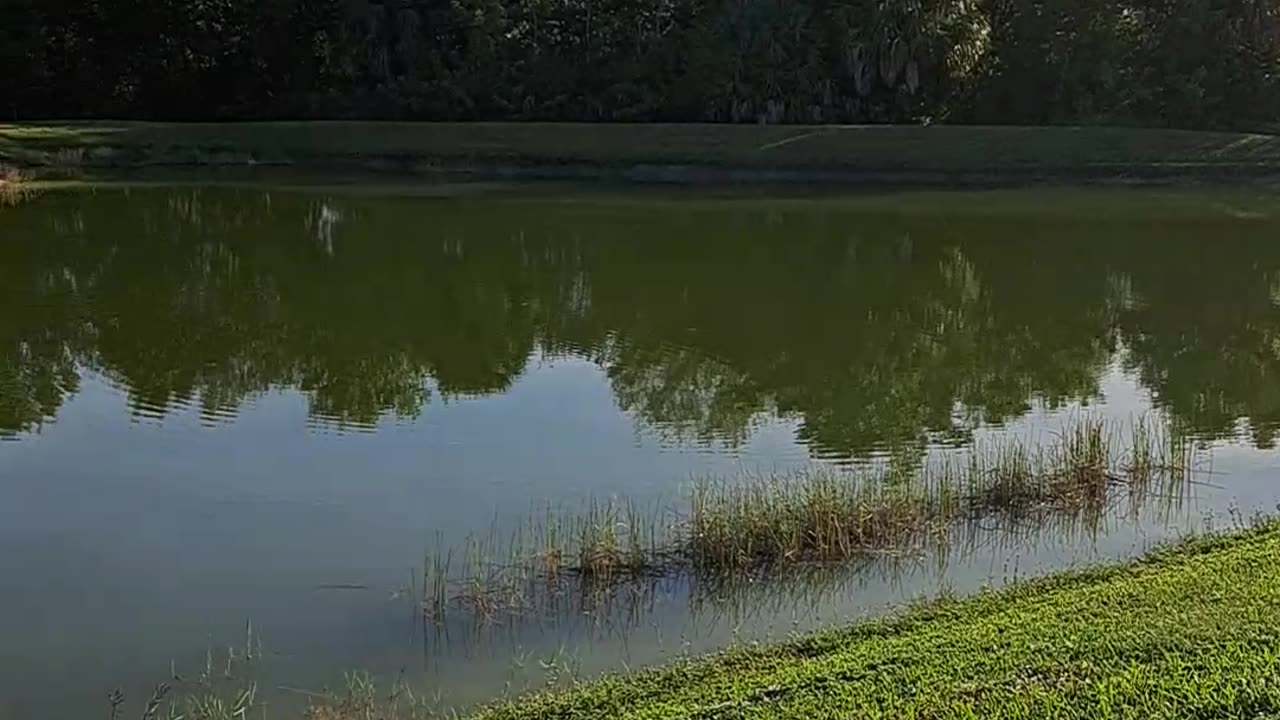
<box><xmin>421</xmin><ymin>497</ymin><xmax>673</xmax><ymax>624</ymax></box>
<box><xmin>421</xmin><ymin>416</ymin><xmax>1201</xmax><ymax>624</ymax></box>
<box><xmin>964</xmin><ymin>420</ymin><xmax>1115</xmax><ymax>519</ymax></box>
<box><xmin>686</xmin><ymin>469</ymin><xmax>950</xmax><ymax>572</ymax></box>
<box><xmin>519</xmin><ymin>497</ymin><xmax>667</xmax><ymax>583</ymax></box>
<box><xmin>683</xmin><ymin>418</ymin><xmax>1197</xmax><ymax>575</ymax></box>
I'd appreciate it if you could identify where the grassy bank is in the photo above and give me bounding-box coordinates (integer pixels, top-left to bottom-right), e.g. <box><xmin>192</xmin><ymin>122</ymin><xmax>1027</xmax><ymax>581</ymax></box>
<box><xmin>144</xmin><ymin>517</ymin><xmax>1280</xmax><ymax>719</ymax></box>
<box><xmin>449</xmin><ymin>518</ymin><xmax>1280</xmax><ymax>720</ymax></box>
<box><xmin>6</xmin><ymin>122</ymin><xmax>1280</xmax><ymax>185</ymax></box>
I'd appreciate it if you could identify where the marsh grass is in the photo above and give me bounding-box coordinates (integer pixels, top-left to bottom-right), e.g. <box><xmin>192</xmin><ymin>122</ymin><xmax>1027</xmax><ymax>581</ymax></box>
<box><xmin>462</xmin><ymin>517</ymin><xmax>1280</xmax><ymax>720</ymax></box>
<box><xmin>688</xmin><ymin>470</ymin><xmax>947</xmax><ymax>571</ymax></box>
<box><xmin>685</xmin><ymin>417</ymin><xmax>1196</xmax><ymax>576</ymax></box>
<box><xmin>108</xmin><ymin>629</ymin><xmax>262</xmax><ymax>720</ymax></box>
<box><xmin>422</xmin><ymin>499</ymin><xmax>677</xmax><ymax>628</ymax></box>
<box><xmin>421</xmin><ymin>417</ymin><xmax>1201</xmax><ymax>626</ymax></box>
<box><xmin>306</xmin><ymin>673</ymin><xmax>449</xmax><ymax>720</ymax></box>
<box><xmin>194</xmin><ymin>515</ymin><xmax>1278</xmax><ymax>720</ymax></box>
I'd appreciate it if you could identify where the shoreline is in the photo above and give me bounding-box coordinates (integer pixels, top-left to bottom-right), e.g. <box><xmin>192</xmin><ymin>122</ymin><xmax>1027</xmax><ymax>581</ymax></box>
<box><xmin>456</xmin><ymin>518</ymin><xmax>1280</xmax><ymax>719</ymax></box>
<box><xmin>7</xmin><ymin>122</ymin><xmax>1280</xmax><ymax>188</ymax></box>
<box><xmin>158</xmin><ymin>517</ymin><xmax>1280</xmax><ymax>719</ymax></box>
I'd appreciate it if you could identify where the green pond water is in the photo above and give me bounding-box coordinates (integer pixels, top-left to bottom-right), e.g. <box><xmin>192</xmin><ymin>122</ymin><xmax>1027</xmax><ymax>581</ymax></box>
<box><xmin>3</xmin><ymin>185</ymin><xmax>1280</xmax><ymax>717</ymax></box>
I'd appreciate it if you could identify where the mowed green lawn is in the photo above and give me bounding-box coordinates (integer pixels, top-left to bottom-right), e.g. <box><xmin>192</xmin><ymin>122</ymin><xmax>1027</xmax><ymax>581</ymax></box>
<box><xmin>463</xmin><ymin>522</ymin><xmax>1280</xmax><ymax>720</ymax></box>
<box><xmin>5</xmin><ymin>122</ymin><xmax>1280</xmax><ymax>180</ymax></box>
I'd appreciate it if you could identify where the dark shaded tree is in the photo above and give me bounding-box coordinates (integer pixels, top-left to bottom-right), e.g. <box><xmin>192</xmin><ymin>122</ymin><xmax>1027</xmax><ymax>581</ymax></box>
<box><xmin>9</xmin><ymin>0</ymin><xmax>1279</xmax><ymax>128</ymax></box>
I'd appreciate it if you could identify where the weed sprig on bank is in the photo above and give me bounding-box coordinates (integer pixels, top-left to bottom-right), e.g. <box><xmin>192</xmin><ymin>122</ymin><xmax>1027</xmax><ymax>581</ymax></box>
<box><xmin>0</xmin><ymin>164</ymin><xmax>29</xmax><ymax>206</ymax></box>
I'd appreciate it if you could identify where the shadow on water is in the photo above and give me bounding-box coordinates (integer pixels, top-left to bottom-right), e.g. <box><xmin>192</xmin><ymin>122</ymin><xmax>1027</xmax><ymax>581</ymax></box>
<box><xmin>5</xmin><ymin>186</ymin><xmax>1280</xmax><ymax>453</ymax></box>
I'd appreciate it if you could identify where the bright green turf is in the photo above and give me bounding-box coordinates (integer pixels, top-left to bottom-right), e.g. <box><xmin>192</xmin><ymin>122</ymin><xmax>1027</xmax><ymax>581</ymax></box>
<box><xmin>5</xmin><ymin>122</ymin><xmax>1280</xmax><ymax>181</ymax></box>
<box><xmin>470</xmin><ymin>521</ymin><xmax>1280</xmax><ymax>719</ymax></box>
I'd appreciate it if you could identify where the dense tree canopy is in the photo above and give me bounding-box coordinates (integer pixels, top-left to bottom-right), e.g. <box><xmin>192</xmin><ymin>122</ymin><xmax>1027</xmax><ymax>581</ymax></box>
<box><xmin>3</xmin><ymin>0</ymin><xmax>1280</xmax><ymax>128</ymax></box>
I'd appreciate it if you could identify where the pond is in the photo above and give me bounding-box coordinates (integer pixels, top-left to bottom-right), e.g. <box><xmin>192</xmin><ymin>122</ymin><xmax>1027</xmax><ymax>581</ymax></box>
<box><xmin>3</xmin><ymin>184</ymin><xmax>1280</xmax><ymax>717</ymax></box>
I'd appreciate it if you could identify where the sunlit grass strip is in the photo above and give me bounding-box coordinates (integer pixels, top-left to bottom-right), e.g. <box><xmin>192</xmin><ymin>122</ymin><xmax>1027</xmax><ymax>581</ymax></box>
<box><xmin>10</xmin><ymin>123</ymin><xmax>1280</xmax><ymax>184</ymax></box>
<box><xmin>423</xmin><ymin>417</ymin><xmax>1199</xmax><ymax>623</ymax></box>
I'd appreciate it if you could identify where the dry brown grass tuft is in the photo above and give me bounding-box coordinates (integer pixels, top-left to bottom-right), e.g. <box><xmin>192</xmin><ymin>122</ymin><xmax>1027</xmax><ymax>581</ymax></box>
<box><xmin>0</xmin><ymin>164</ymin><xmax>30</xmax><ymax>206</ymax></box>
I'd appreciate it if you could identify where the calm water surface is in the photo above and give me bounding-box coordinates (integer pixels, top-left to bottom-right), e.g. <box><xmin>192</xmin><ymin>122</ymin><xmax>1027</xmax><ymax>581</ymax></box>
<box><xmin>4</xmin><ymin>186</ymin><xmax>1280</xmax><ymax>716</ymax></box>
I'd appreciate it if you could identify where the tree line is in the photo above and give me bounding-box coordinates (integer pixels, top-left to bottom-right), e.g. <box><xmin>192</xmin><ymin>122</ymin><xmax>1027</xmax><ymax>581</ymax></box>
<box><xmin>2</xmin><ymin>0</ymin><xmax>1279</xmax><ymax>129</ymax></box>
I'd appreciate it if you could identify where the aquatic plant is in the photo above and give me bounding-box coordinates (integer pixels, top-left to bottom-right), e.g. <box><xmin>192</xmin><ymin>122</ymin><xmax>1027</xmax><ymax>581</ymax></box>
<box><xmin>419</xmin><ymin>416</ymin><xmax>1201</xmax><ymax>625</ymax></box>
<box><xmin>465</xmin><ymin>518</ymin><xmax>1280</xmax><ymax>720</ymax></box>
